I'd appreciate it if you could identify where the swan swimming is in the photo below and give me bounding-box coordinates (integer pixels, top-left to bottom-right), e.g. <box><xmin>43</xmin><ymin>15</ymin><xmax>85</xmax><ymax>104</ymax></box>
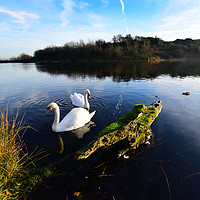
<box><xmin>70</xmin><ymin>89</ymin><xmax>91</xmax><ymax>109</ymax></box>
<box><xmin>47</xmin><ymin>102</ymin><xmax>96</xmax><ymax>132</ymax></box>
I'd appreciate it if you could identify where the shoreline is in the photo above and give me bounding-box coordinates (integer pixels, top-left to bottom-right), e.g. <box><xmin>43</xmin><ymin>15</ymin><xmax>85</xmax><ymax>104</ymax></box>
<box><xmin>1</xmin><ymin>57</ymin><xmax>200</xmax><ymax>65</ymax></box>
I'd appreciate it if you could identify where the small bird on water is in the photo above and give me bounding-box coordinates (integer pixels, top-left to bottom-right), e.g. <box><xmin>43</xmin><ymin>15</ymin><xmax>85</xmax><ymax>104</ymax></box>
<box><xmin>182</xmin><ymin>92</ymin><xmax>191</xmax><ymax>96</ymax></box>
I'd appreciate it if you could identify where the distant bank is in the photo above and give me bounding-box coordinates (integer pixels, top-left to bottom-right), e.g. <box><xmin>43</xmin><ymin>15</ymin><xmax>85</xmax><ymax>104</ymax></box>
<box><xmin>1</xmin><ymin>35</ymin><xmax>200</xmax><ymax>64</ymax></box>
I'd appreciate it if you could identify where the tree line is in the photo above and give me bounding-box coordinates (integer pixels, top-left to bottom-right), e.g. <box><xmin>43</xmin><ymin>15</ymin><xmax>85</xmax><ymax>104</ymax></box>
<box><xmin>5</xmin><ymin>34</ymin><xmax>200</xmax><ymax>62</ymax></box>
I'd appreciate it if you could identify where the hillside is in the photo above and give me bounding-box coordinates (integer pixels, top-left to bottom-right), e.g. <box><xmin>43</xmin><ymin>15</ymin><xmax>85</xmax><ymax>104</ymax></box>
<box><xmin>4</xmin><ymin>35</ymin><xmax>200</xmax><ymax>63</ymax></box>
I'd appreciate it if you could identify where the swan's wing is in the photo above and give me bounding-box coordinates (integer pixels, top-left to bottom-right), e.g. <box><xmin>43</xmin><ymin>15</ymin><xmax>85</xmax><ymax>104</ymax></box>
<box><xmin>59</xmin><ymin>108</ymin><xmax>93</xmax><ymax>131</ymax></box>
<box><xmin>70</xmin><ymin>92</ymin><xmax>85</xmax><ymax>107</ymax></box>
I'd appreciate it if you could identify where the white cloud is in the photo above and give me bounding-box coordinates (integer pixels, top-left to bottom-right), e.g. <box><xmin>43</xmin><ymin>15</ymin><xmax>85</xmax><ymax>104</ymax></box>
<box><xmin>0</xmin><ymin>7</ymin><xmax>39</xmax><ymax>26</ymax></box>
<box><xmin>60</xmin><ymin>0</ymin><xmax>76</xmax><ymax>26</ymax></box>
<box><xmin>60</xmin><ymin>0</ymin><xmax>105</xmax><ymax>30</ymax></box>
<box><xmin>79</xmin><ymin>1</ymin><xmax>90</xmax><ymax>9</ymax></box>
<box><xmin>148</xmin><ymin>0</ymin><xmax>200</xmax><ymax>40</ymax></box>
<box><xmin>101</xmin><ymin>0</ymin><xmax>109</xmax><ymax>6</ymax></box>
<box><xmin>167</xmin><ymin>0</ymin><xmax>197</xmax><ymax>9</ymax></box>
<box><xmin>120</xmin><ymin>0</ymin><xmax>125</xmax><ymax>15</ymax></box>
<box><xmin>89</xmin><ymin>14</ymin><xmax>104</xmax><ymax>30</ymax></box>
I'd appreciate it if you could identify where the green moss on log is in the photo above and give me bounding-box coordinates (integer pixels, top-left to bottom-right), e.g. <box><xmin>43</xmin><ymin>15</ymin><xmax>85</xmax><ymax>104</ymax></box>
<box><xmin>98</xmin><ymin>104</ymin><xmax>146</xmax><ymax>138</ymax></box>
<box><xmin>75</xmin><ymin>100</ymin><xmax>162</xmax><ymax>160</ymax></box>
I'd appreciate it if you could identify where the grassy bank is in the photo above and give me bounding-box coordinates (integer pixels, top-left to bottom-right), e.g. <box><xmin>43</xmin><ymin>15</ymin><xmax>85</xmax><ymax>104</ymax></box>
<box><xmin>0</xmin><ymin>107</ymin><xmax>52</xmax><ymax>199</ymax></box>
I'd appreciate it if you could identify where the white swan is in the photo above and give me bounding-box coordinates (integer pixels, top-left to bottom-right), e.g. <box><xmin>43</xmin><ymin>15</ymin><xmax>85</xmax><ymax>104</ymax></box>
<box><xmin>70</xmin><ymin>89</ymin><xmax>91</xmax><ymax>109</ymax></box>
<box><xmin>47</xmin><ymin>102</ymin><xmax>96</xmax><ymax>132</ymax></box>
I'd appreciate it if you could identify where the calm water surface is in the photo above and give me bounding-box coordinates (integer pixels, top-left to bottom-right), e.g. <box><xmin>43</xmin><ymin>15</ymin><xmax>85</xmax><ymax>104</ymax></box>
<box><xmin>0</xmin><ymin>61</ymin><xmax>200</xmax><ymax>200</ymax></box>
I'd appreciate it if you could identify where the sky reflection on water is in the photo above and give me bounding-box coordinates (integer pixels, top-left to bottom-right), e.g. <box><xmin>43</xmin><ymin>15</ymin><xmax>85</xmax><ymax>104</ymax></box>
<box><xmin>0</xmin><ymin>62</ymin><xmax>200</xmax><ymax>200</ymax></box>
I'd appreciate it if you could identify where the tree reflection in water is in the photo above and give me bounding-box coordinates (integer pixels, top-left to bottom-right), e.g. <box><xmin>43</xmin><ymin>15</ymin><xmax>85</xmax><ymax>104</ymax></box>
<box><xmin>36</xmin><ymin>59</ymin><xmax>200</xmax><ymax>82</ymax></box>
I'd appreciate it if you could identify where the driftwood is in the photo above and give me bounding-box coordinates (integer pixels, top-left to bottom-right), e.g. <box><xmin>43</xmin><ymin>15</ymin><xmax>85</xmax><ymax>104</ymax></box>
<box><xmin>75</xmin><ymin>100</ymin><xmax>162</xmax><ymax>160</ymax></box>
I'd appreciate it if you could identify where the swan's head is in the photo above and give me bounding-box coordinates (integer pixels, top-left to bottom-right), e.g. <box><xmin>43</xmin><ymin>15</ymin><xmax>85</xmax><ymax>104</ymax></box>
<box><xmin>47</xmin><ymin>102</ymin><xmax>57</xmax><ymax>113</ymax></box>
<box><xmin>84</xmin><ymin>89</ymin><xmax>91</xmax><ymax>99</ymax></box>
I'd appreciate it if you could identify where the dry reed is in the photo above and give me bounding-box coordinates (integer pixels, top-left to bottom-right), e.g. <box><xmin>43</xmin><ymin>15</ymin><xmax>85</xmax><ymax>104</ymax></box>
<box><xmin>0</xmin><ymin>106</ymin><xmax>31</xmax><ymax>199</ymax></box>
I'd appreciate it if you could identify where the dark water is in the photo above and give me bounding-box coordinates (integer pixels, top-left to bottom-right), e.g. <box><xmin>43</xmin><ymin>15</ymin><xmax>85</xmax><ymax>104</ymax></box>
<box><xmin>0</xmin><ymin>60</ymin><xmax>200</xmax><ymax>200</ymax></box>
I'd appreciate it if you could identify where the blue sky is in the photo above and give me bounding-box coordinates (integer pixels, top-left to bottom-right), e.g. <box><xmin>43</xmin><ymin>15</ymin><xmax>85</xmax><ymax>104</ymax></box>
<box><xmin>1</xmin><ymin>0</ymin><xmax>200</xmax><ymax>58</ymax></box>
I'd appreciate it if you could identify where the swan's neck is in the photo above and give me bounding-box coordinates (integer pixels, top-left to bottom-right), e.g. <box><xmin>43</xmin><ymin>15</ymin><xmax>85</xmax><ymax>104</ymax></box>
<box><xmin>53</xmin><ymin>105</ymin><xmax>60</xmax><ymax>127</ymax></box>
<box><xmin>84</xmin><ymin>93</ymin><xmax>89</xmax><ymax>109</ymax></box>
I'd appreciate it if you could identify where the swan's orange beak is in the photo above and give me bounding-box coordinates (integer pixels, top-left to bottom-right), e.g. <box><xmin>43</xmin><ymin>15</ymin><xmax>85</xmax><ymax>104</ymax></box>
<box><xmin>47</xmin><ymin>108</ymin><xmax>50</xmax><ymax>113</ymax></box>
<box><xmin>88</xmin><ymin>94</ymin><xmax>91</xmax><ymax>99</ymax></box>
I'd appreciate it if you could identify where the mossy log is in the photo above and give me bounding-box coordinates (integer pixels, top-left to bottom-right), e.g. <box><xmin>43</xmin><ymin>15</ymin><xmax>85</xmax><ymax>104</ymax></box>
<box><xmin>75</xmin><ymin>100</ymin><xmax>162</xmax><ymax>160</ymax></box>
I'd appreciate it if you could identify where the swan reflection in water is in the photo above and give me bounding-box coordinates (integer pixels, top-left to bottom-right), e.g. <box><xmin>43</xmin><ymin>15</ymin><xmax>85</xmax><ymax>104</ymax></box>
<box><xmin>56</xmin><ymin>121</ymin><xmax>95</xmax><ymax>154</ymax></box>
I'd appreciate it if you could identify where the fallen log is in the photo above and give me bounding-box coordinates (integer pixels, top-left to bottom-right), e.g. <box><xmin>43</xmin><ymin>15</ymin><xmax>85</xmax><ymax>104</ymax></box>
<box><xmin>75</xmin><ymin>99</ymin><xmax>162</xmax><ymax>160</ymax></box>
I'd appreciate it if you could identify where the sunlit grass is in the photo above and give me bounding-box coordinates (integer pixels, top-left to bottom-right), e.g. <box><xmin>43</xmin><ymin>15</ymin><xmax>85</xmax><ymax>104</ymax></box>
<box><xmin>0</xmin><ymin>105</ymin><xmax>52</xmax><ymax>199</ymax></box>
<box><xmin>0</xmin><ymin>106</ymin><xmax>25</xmax><ymax>199</ymax></box>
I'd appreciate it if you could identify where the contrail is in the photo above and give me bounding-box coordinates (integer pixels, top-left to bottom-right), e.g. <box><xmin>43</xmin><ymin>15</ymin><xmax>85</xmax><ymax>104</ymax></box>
<box><xmin>120</xmin><ymin>0</ymin><xmax>125</xmax><ymax>14</ymax></box>
<box><xmin>119</xmin><ymin>0</ymin><xmax>128</xmax><ymax>34</ymax></box>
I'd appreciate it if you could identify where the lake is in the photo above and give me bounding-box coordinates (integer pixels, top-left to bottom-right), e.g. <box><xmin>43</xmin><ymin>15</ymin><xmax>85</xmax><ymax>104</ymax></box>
<box><xmin>0</xmin><ymin>60</ymin><xmax>200</xmax><ymax>200</ymax></box>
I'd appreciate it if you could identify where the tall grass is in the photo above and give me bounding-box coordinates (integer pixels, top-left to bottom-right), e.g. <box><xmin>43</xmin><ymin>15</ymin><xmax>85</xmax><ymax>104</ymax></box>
<box><xmin>0</xmin><ymin>106</ymin><xmax>28</xmax><ymax>199</ymax></box>
<box><xmin>0</xmin><ymin>106</ymin><xmax>50</xmax><ymax>200</ymax></box>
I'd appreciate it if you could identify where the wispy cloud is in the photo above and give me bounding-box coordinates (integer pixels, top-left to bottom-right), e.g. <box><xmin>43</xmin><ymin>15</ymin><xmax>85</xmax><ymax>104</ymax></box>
<box><xmin>89</xmin><ymin>14</ymin><xmax>104</xmax><ymax>30</ymax></box>
<box><xmin>60</xmin><ymin>0</ymin><xmax>76</xmax><ymax>26</ymax></box>
<box><xmin>0</xmin><ymin>7</ymin><xmax>39</xmax><ymax>26</ymax></box>
<box><xmin>60</xmin><ymin>1</ymin><xmax>92</xmax><ymax>26</ymax></box>
<box><xmin>79</xmin><ymin>1</ymin><xmax>90</xmax><ymax>9</ymax></box>
<box><xmin>101</xmin><ymin>0</ymin><xmax>109</xmax><ymax>7</ymax></box>
<box><xmin>120</xmin><ymin>0</ymin><xmax>125</xmax><ymax>15</ymax></box>
<box><xmin>60</xmin><ymin>0</ymin><xmax>105</xmax><ymax>32</ymax></box>
<box><xmin>148</xmin><ymin>0</ymin><xmax>200</xmax><ymax>40</ymax></box>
